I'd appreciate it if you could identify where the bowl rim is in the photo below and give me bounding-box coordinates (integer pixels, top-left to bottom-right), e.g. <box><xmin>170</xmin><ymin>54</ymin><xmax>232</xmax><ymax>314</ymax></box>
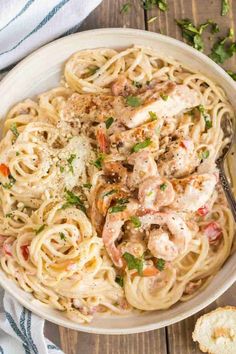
<box><xmin>0</xmin><ymin>27</ymin><xmax>235</xmax><ymax>335</ymax></box>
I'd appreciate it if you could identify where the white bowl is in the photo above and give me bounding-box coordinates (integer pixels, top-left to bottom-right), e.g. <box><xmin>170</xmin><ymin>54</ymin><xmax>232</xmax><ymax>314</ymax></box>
<box><xmin>0</xmin><ymin>28</ymin><xmax>235</xmax><ymax>335</ymax></box>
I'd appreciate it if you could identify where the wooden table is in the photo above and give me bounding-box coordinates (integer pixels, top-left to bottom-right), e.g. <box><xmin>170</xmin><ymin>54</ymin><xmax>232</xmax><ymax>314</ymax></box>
<box><xmin>1</xmin><ymin>1</ymin><xmax>236</xmax><ymax>353</ymax></box>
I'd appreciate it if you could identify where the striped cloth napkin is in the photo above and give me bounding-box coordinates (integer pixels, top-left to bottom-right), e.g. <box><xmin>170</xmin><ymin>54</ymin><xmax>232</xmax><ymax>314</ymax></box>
<box><xmin>0</xmin><ymin>0</ymin><xmax>102</xmax><ymax>70</ymax></box>
<box><xmin>0</xmin><ymin>1</ymin><xmax>102</xmax><ymax>352</ymax></box>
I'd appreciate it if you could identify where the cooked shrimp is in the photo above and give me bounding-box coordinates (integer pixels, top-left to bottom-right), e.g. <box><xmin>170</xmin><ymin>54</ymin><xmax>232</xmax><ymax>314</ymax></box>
<box><xmin>138</xmin><ymin>176</ymin><xmax>175</xmax><ymax>210</ymax></box>
<box><xmin>103</xmin><ymin>161</ymin><xmax>128</xmax><ymax>185</ymax></box>
<box><xmin>111</xmin><ymin>76</ymin><xmax>133</xmax><ymax>96</ymax></box>
<box><xmin>171</xmin><ymin>173</ymin><xmax>217</xmax><ymax>212</ymax></box>
<box><xmin>140</xmin><ymin>212</ymin><xmax>192</xmax><ymax>261</ymax></box>
<box><xmin>118</xmin><ymin>241</ymin><xmax>145</xmax><ymax>259</ymax></box>
<box><xmin>127</xmin><ymin>150</ymin><xmax>158</xmax><ymax>188</ymax></box>
<box><xmin>102</xmin><ymin>199</ymin><xmax>139</xmax><ymax>267</ymax></box>
<box><xmin>158</xmin><ymin>138</ymin><xmax>199</xmax><ymax>178</ymax></box>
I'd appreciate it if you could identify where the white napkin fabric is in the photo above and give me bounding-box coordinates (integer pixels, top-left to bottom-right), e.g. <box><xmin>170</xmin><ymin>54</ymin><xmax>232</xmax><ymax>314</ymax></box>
<box><xmin>0</xmin><ymin>0</ymin><xmax>102</xmax><ymax>70</ymax></box>
<box><xmin>0</xmin><ymin>290</ymin><xmax>63</xmax><ymax>354</ymax></box>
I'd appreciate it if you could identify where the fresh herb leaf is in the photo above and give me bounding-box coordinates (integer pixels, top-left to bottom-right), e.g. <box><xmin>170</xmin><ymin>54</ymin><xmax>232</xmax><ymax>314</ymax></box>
<box><xmin>160</xmin><ymin>183</ymin><xmax>167</xmax><ymax>191</ymax></box>
<box><xmin>208</xmin><ymin>20</ymin><xmax>220</xmax><ymax>34</ymax></box>
<box><xmin>103</xmin><ymin>189</ymin><xmax>117</xmax><ymax>198</ymax></box>
<box><xmin>155</xmin><ymin>258</ymin><xmax>165</xmax><ymax>271</ymax></box>
<box><xmin>131</xmin><ymin>138</ymin><xmax>152</xmax><ymax>153</ymax></box>
<box><xmin>132</xmin><ymin>81</ymin><xmax>142</xmax><ymax>88</ymax></box>
<box><xmin>16</xmin><ymin>152</ymin><xmax>20</xmax><ymax>156</ymax></box>
<box><xmin>91</xmin><ymin>153</ymin><xmax>105</xmax><ymax>170</ymax></box>
<box><xmin>105</xmin><ymin>117</ymin><xmax>114</xmax><ymax>129</ymax></box>
<box><xmin>142</xmin><ymin>0</ymin><xmax>168</xmax><ymax>12</ymax></box>
<box><xmin>210</xmin><ymin>30</ymin><xmax>236</xmax><ymax>64</ymax></box>
<box><xmin>62</xmin><ymin>190</ymin><xmax>86</xmax><ymax>213</ymax></box>
<box><xmin>227</xmin><ymin>70</ymin><xmax>236</xmax><ymax>80</ymax></box>
<box><xmin>197</xmin><ymin>105</ymin><xmax>212</xmax><ymax>130</ymax></box>
<box><xmin>2</xmin><ymin>175</ymin><xmax>16</xmax><ymax>189</ymax></box>
<box><xmin>221</xmin><ymin>0</ymin><xmax>230</xmax><ymax>16</ymax></box>
<box><xmin>88</xmin><ymin>66</ymin><xmax>99</xmax><ymax>75</ymax></box>
<box><xmin>10</xmin><ymin>123</ymin><xmax>19</xmax><ymax>138</ymax></box>
<box><xmin>115</xmin><ymin>275</ymin><xmax>124</xmax><ymax>287</ymax></box>
<box><xmin>109</xmin><ymin>205</ymin><xmax>127</xmax><ymax>213</ymax></box>
<box><xmin>60</xmin><ymin>166</ymin><xmax>65</xmax><ymax>173</ymax></box>
<box><xmin>83</xmin><ymin>183</ymin><xmax>92</xmax><ymax>190</ymax></box>
<box><xmin>120</xmin><ymin>3</ymin><xmax>131</xmax><ymax>13</ymax></box>
<box><xmin>109</xmin><ymin>198</ymin><xmax>129</xmax><ymax>213</ymax></box>
<box><xmin>67</xmin><ymin>154</ymin><xmax>76</xmax><ymax>174</ymax></box>
<box><xmin>126</xmin><ymin>96</ymin><xmax>142</xmax><ymax>107</ymax></box>
<box><xmin>130</xmin><ymin>216</ymin><xmax>141</xmax><ymax>228</ymax></box>
<box><xmin>5</xmin><ymin>213</ymin><xmax>13</xmax><ymax>218</ymax></box>
<box><xmin>160</xmin><ymin>93</ymin><xmax>169</xmax><ymax>101</ymax></box>
<box><xmin>199</xmin><ymin>150</ymin><xmax>210</xmax><ymax>160</ymax></box>
<box><xmin>148</xmin><ymin>16</ymin><xmax>158</xmax><ymax>24</ymax></box>
<box><xmin>176</xmin><ymin>19</ymin><xmax>210</xmax><ymax>52</ymax></box>
<box><xmin>149</xmin><ymin>111</ymin><xmax>158</xmax><ymax>121</ymax></box>
<box><xmin>59</xmin><ymin>232</ymin><xmax>66</xmax><ymax>240</ymax></box>
<box><xmin>35</xmin><ymin>224</ymin><xmax>46</xmax><ymax>235</ymax></box>
<box><xmin>123</xmin><ymin>252</ymin><xmax>143</xmax><ymax>275</ymax></box>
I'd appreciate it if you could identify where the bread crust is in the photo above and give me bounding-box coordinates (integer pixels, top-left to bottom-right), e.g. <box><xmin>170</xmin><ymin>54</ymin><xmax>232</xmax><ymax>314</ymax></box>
<box><xmin>192</xmin><ymin>306</ymin><xmax>236</xmax><ymax>354</ymax></box>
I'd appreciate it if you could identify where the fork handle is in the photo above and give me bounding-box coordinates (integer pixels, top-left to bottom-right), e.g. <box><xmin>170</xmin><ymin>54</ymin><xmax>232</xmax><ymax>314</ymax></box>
<box><xmin>218</xmin><ymin>164</ymin><xmax>236</xmax><ymax>223</ymax></box>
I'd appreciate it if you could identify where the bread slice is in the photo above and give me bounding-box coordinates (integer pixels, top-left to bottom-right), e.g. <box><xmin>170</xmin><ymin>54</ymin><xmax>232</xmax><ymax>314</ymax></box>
<box><xmin>192</xmin><ymin>306</ymin><xmax>236</xmax><ymax>354</ymax></box>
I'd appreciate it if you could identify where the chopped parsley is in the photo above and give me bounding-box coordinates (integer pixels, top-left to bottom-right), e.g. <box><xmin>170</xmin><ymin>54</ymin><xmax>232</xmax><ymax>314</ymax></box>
<box><xmin>176</xmin><ymin>19</ymin><xmax>210</xmax><ymax>52</ymax></box>
<box><xmin>103</xmin><ymin>189</ymin><xmax>117</xmax><ymax>198</ymax></box>
<box><xmin>83</xmin><ymin>183</ymin><xmax>92</xmax><ymax>190</ymax></box>
<box><xmin>199</xmin><ymin>150</ymin><xmax>210</xmax><ymax>160</ymax></box>
<box><xmin>208</xmin><ymin>21</ymin><xmax>220</xmax><ymax>34</ymax></box>
<box><xmin>210</xmin><ymin>30</ymin><xmax>236</xmax><ymax>64</ymax></box>
<box><xmin>130</xmin><ymin>216</ymin><xmax>141</xmax><ymax>228</ymax></box>
<box><xmin>88</xmin><ymin>66</ymin><xmax>99</xmax><ymax>75</ymax></box>
<box><xmin>148</xmin><ymin>16</ymin><xmax>158</xmax><ymax>24</ymax></box>
<box><xmin>2</xmin><ymin>175</ymin><xmax>16</xmax><ymax>189</ymax></box>
<box><xmin>60</xmin><ymin>166</ymin><xmax>65</xmax><ymax>173</ymax></box>
<box><xmin>160</xmin><ymin>93</ymin><xmax>169</xmax><ymax>101</ymax></box>
<box><xmin>131</xmin><ymin>138</ymin><xmax>152</xmax><ymax>153</ymax></box>
<box><xmin>123</xmin><ymin>252</ymin><xmax>143</xmax><ymax>275</ymax></box>
<box><xmin>221</xmin><ymin>0</ymin><xmax>230</xmax><ymax>16</ymax></box>
<box><xmin>105</xmin><ymin>117</ymin><xmax>114</xmax><ymax>129</ymax></box>
<box><xmin>142</xmin><ymin>0</ymin><xmax>168</xmax><ymax>12</ymax></box>
<box><xmin>59</xmin><ymin>232</ymin><xmax>66</xmax><ymax>240</ymax></box>
<box><xmin>120</xmin><ymin>3</ymin><xmax>131</xmax><ymax>13</ymax></box>
<box><xmin>197</xmin><ymin>105</ymin><xmax>212</xmax><ymax>130</ymax></box>
<box><xmin>160</xmin><ymin>183</ymin><xmax>167</xmax><ymax>191</ymax></box>
<box><xmin>16</xmin><ymin>152</ymin><xmax>20</xmax><ymax>156</ymax></box>
<box><xmin>227</xmin><ymin>70</ymin><xmax>236</xmax><ymax>80</ymax></box>
<box><xmin>91</xmin><ymin>153</ymin><xmax>105</xmax><ymax>170</ymax></box>
<box><xmin>115</xmin><ymin>275</ymin><xmax>124</xmax><ymax>287</ymax></box>
<box><xmin>149</xmin><ymin>111</ymin><xmax>158</xmax><ymax>121</ymax></box>
<box><xmin>10</xmin><ymin>123</ymin><xmax>19</xmax><ymax>139</ymax></box>
<box><xmin>155</xmin><ymin>258</ymin><xmax>165</xmax><ymax>271</ymax></box>
<box><xmin>126</xmin><ymin>96</ymin><xmax>142</xmax><ymax>107</ymax></box>
<box><xmin>109</xmin><ymin>198</ymin><xmax>129</xmax><ymax>213</ymax></box>
<box><xmin>62</xmin><ymin>190</ymin><xmax>86</xmax><ymax>213</ymax></box>
<box><xmin>5</xmin><ymin>213</ymin><xmax>13</xmax><ymax>218</ymax></box>
<box><xmin>67</xmin><ymin>154</ymin><xmax>76</xmax><ymax>174</ymax></box>
<box><xmin>132</xmin><ymin>81</ymin><xmax>142</xmax><ymax>88</ymax></box>
<box><xmin>35</xmin><ymin>224</ymin><xmax>46</xmax><ymax>235</ymax></box>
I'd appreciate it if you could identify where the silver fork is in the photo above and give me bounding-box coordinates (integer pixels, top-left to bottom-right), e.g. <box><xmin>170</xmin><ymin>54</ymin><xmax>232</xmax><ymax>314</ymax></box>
<box><xmin>216</xmin><ymin>115</ymin><xmax>236</xmax><ymax>222</ymax></box>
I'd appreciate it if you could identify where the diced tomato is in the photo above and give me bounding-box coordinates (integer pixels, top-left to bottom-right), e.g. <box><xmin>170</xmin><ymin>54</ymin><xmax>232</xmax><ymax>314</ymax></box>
<box><xmin>197</xmin><ymin>205</ymin><xmax>209</xmax><ymax>216</ymax></box>
<box><xmin>180</xmin><ymin>140</ymin><xmax>193</xmax><ymax>150</ymax></box>
<box><xmin>203</xmin><ymin>222</ymin><xmax>222</xmax><ymax>244</ymax></box>
<box><xmin>21</xmin><ymin>245</ymin><xmax>29</xmax><ymax>261</ymax></box>
<box><xmin>133</xmin><ymin>267</ymin><xmax>159</xmax><ymax>277</ymax></box>
<box><xmin>97</xmin><ymin>129</ymin><xmax>109</xmax><ymax>153</ymax></box>
<box><xmin>3</xmin><ymin>243</ymin><xmax>12</xmax><ymax>256</ymax></box>
<box><xmin>0</xmin><ymin>164</ymin><xmax>10</xmax><ymax>177</ymax></box>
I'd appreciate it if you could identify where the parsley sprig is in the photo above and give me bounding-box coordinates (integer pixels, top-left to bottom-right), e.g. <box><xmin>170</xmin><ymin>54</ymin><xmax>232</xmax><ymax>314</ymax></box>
<box><xmin>123</xmin><ymin>252</ymin><xmax>143</xmax><ymax>275</ymax></box>
<box><xmin>210</xmin><ymin>29</ymin><xmax>236</xmax><ymax>64</ymax></box>
<box><xmin>131</xmin><ymin>138</ymin><xmax>152</xmax><ymax>153</ymax></box>
<box><xmin>62</xmin><ymin>190</ymin><xmax>86</xmax><ymax>213</ymax></box>
<box><xmin>176</xmin><ymin>19</ymin><xmax>210</xmax><ymax>52</ymax></box>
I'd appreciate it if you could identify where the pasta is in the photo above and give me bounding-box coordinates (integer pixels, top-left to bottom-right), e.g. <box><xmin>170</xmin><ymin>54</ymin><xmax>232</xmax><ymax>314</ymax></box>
<box><xmin>0</xmin><ymin>46</ymin><xmax>235</xmax><ymax>323</ymax></box>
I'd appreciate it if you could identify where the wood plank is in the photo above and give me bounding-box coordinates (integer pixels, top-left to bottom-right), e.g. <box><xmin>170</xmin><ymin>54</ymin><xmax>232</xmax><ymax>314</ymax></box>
<box><xmin>79</xmin><ymin>0</ymin><xmax>145</xmax><ymax>31</ymax></box>
<box><xmin>147</xmin><ymin>0</ymin><xmax>236</xmax><ymax>71</ymax></box>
